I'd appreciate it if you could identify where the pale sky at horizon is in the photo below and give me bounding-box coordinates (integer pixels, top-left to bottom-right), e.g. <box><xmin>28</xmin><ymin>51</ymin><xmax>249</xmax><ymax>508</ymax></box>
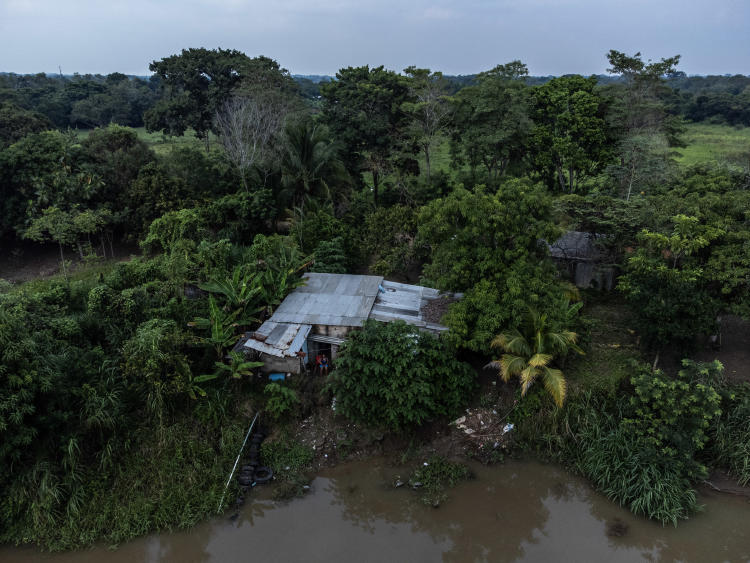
<box><xmin>1</xmin><ymin>0</ymin><xmax>748</xmax><ymax>77</ymax></box>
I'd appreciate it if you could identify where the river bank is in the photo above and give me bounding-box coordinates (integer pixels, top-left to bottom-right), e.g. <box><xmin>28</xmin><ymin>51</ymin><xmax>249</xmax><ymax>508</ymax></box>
<box><xmin>3</xmin><ymin>458</ymin><xmax>748</xmax><ymax>563</ymax></box>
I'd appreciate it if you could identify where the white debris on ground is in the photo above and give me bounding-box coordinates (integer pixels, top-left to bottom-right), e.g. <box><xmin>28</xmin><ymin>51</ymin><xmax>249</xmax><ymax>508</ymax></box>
<box><xmin>452</xmin><ymin>408</ymin><xmax>514</xmax><ymax>440</ymax></box>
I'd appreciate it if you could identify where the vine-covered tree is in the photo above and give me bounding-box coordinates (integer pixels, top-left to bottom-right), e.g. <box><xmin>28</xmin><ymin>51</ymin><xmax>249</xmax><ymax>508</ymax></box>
<box><xmin>326</xmin><ymin>320</ymin><xmax>475</xmax><ymax>431</ymax></box>
<box><xmin>618</xmin><ymin>214</ymin><xmax>723</xmax><ymax>360</ymax></box>
<box><xmin>418</xmin><ymin>179</ymin><xmax>563</xmax><ymax>352</ymax></box>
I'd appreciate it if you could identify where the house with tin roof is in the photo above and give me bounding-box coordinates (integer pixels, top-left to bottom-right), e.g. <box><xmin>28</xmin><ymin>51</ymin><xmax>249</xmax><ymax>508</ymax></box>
<box><xmin>239</xmin><ymin>272</ymin><xmax>457</xmax><ymax>375</ymax></box>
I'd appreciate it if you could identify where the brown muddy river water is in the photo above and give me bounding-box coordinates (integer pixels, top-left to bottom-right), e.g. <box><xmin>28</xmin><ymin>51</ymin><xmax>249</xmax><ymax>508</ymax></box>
<box><xmin>4</xmin><ymin>460</ymin><xmax>749</xmax><ymax>562</ymax></box>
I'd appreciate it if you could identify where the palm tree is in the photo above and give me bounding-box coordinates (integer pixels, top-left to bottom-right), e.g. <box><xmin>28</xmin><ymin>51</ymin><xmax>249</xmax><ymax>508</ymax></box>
<box><xmin>280</xmin><ymin>117</ymin><xmax>348</xmax><ymax>209</ymax></box>
<box><xmin>488</xmin><ymin>305</ymin><xmax>583</xmax><ymax>407</ymax></box>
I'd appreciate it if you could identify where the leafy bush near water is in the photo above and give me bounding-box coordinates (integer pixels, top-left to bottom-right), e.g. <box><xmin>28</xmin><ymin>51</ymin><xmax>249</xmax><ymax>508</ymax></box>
<box><xmin>622</xmin><ymin>359</ymin><xmax>722</xmax><ymax>481</ymax></box>
<box><xmin>578</xmin><ymin>422</ymin><xmax>699</xmax><ymax>525</ymax></box>
<box><xmin>513</xmin><ymin>361</ymin><xmax>728</xmax><ymax>526</ymax></box>
<box><xmin>0</xmin><ymin>418</ymin><xmax>246</xmax><ymax>550</ymax></box>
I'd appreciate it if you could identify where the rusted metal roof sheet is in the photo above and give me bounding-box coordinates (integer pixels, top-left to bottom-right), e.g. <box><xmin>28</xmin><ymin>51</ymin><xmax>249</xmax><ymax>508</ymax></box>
<box><xmin>243</xmin><ymin>321</ymin><xmax>311</xmax><ymax>358</ymax></box>
<box><xmin>369</xmin><ymin>280</ymin><xmax>450</xmax><ymax>333</ymax></box>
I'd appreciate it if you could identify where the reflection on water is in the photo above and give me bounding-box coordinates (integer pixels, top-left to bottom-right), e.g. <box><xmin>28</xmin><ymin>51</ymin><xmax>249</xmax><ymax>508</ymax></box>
<box><xmin>2</xmin><ymin>460</ymin><xmax>749</xmax><ymax>562</ymax></box>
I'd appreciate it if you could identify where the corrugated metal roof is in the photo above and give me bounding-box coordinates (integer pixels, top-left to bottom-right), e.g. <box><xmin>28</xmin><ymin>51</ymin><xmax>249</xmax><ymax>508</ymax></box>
<box><xmin>369</xmin><ymin>280</ymin><xmax>450</xmax><ymax>333</ymax></box>
<box><xmin>549</xmin><ymin>231</ymin><xmax>607</xmax><ymax>261</ymax></box>
<box><xmin>244</xmin><ymin>274</ymin><xmax>453</xmax><ymax>346</ymax></box>
<box><xmin>268</xmin><ymin>273</ymin><xmax>383</xmax><ymax>327</ymax></box>
<box><xmin>243</xmin><ymin>321</ymin><xmax>311</xmax><ymax>358</ymax></box>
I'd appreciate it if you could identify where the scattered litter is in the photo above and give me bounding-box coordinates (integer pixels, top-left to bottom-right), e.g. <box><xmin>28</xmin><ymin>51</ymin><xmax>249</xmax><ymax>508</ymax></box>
<box><xmin>452</xmin><ymin>408</ymin><xmax>515</xmax><ymax>443</ymax></box>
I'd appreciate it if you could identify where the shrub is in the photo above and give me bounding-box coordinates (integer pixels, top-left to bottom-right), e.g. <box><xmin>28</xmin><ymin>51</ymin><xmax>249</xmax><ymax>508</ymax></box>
<box><xmin>260</xmin><ymin>437</ymin><xmax>314</xmax><ymax>475</ymax></box>
<box><xmin>622</xmin><ymin>360</ymin><xmax>722</xmax><ymax>480</ymax></box>
<box><xmin>264</xmin><ymin>383</ymin><xmax>300</xmax><ymax>421</ymax></box>
<box><xmin>260</xmin><ymin>436</ymin><xmax>314</xmax><ymax>500</ymax></box>
<box><xmin>326</xmin><ymin>320</ymin><xmax>476</xmax><ymax>431</ymax></box>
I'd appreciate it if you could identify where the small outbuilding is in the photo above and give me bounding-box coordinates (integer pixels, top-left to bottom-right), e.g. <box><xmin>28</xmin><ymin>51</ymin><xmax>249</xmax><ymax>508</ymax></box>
<box><xmin>548</xmin><ymin>231</ymin><xmax>615</xmax><ymax>290</ymax></box>
<box><xmin>240</xmin><ymin>273</ymin><xmax>456</xmax><ymax>375</ymax></box>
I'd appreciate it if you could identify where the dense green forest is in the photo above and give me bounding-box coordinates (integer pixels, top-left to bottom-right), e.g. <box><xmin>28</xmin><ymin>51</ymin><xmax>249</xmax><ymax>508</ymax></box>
<box><xmin>1</xmin><ymin>47</ymin><xmax>750</xmax><ymax>549</ymax></box>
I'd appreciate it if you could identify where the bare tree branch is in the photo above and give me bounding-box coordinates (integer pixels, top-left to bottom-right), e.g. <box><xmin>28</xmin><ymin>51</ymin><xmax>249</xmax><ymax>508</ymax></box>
<box><xmin>214</xmin><ymin>95</ymin><xmax>290</xmax><ymax>191</ymax></box>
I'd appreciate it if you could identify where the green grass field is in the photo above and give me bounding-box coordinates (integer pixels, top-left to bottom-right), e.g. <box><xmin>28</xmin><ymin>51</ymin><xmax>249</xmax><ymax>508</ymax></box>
<box><xmin>77</xmin><ymin>122</ymin><xmax>750</xmax><ymax>176</ymax></box>
<box><xmin>425</xmin><ymin>124</ymin><xmax>750</xmax><ymax>180</ymax></box>
<box><xmin>76</xmin><ymin>126</ymin><xmax>217</xmax><ymax>156</ymax></box>
<box><xmin>676</xmin><ymin>123</ymin><xmax>750</xmax><ymax>168</ymax></box>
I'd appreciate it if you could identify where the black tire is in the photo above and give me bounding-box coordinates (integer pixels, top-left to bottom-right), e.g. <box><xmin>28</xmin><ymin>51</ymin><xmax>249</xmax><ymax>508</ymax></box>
<box><xmin>254</xmin><ymin>466</ymin><xmax>273</xmax><ymax>484</ymax></box>
<box><xmin>251</xmin><ymin>434</ymin><xmax>264</xmax><ymax>444</ymax></box>
<box><xmin>238</xmin><ymin>474</ymin><xmax>254</xmax><ymax>486</ymax></box>
<box><xmin>241</xmin><ymin>464</ymin><xmax>255</xmax><ymax>473</ymax></box>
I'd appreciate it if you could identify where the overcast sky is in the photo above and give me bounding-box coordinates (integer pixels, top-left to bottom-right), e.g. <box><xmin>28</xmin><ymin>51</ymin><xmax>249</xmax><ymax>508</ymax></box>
<box><xmin>1</xmin><ymin>0</ymin><xmax>748</xmax><ymax>77</ymax></box>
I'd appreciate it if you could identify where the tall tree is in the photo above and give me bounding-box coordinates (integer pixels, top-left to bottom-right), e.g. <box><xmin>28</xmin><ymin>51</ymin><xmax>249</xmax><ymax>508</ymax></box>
<box><xmin>450</xmin><ymin>61</ymin><xmax>531</xmax><ymax>187</ymax></box>
<box><xmin>618</xmin><ymin>214</ymin><xmax>723</xmax><ymax>361</ymax></box>
<box><xmin>402</xmin><ymin>67</ymin><xmax>453</xmax><ymax>182</ymax></box>
<box><xmin>214</xmin><ymin>94</ymin><xmax>290</xmax><ymax>191</ymax></box>
<box><xmin>145</xmin><ymin>49</ymin><xmax>296</xmax><ymax>149</ymax></box>
<box><xmin>418</xmin><ymin>179</ymin><xmax>563</xmax><ymax>352</ymax></box>
<box><xmin>0</xmin><ymin>102</ymin><xmax>52</xmax><ymax>149</ymax></box>
<box><xmin>530</xmin><ymin>75</ymin><xmax>614</xmax><ymax>193</ymax></box>
<box><xmin>279</xmin><ymin>117</ymin><xmax>348</xmax><ymax>209</ymax></box>
<box><xmin>606</xmin><ymin>50</ymin><xmax>681</xmax><ymax>133</ymax></box>
<box><xmin>604</xmin><ymin>50</ymin><xmax>682</xmax><ymax>198</ymax></box>
<box><xmin>320</xmin><ymin>65</ymin><xmax>413</xmax><ymax>204</ymax></box>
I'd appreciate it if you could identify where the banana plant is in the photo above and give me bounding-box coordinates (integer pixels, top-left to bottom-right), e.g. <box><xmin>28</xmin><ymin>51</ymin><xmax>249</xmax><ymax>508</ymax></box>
<box><xmin>199</xmin><ymin>265</ymin><xmax>265</xmax><ymax>320</ymax></box>
<box><xmin>196</xmin><ymin>351</ymin><xmax>265</xmax><ymax>383</ymax></box>
<box><xmin>188</xmin><ymin>296</ymin><xmax>251</xmax><ymax>360</ymax></box>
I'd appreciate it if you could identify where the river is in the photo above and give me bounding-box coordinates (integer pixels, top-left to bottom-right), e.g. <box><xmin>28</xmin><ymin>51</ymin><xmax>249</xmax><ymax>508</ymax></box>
<box><xmin>3</xmin><ymin>460</ymin><xmax>749</xmax><ymax>562</ymax></box>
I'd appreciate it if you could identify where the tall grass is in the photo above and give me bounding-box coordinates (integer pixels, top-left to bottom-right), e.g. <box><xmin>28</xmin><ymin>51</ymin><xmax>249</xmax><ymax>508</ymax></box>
<box><xmin>1</xmin><ymin>415</ymin><xmax>246</xmax><ymax>550</ymax></box>
<box><xmin>577</xmin><ymin>423</ymin><xmax>699</xmax><ymax>526</ymax></box>
<box><xmin>514</xmin><ymin>389</ymin><xmax>701</xmax><ymax>526</ymax></box>
<box><xmin>710</xmin><ymin>386</ymin><xmax>750</xmax><ymax>486</ymax></box>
